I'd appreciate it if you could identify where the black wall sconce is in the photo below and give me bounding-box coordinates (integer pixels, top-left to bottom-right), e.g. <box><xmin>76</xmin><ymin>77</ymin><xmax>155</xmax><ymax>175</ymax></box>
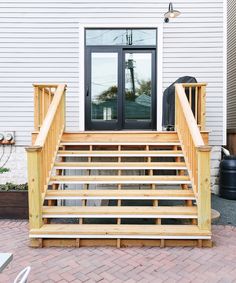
<box><xmin>164</xmin><ymin>2</ymin><xmax>181</xmax><ymax>23</ymax></box>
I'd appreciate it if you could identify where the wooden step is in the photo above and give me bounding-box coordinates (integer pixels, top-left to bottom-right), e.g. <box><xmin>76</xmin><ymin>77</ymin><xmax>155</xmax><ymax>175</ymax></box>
<box><xmin>49</xmin><ymin>175</ymin><xmax>191</xmax><ymax>185</ymax></box>
<box><xmin>30</xmin><ymin>224</ymin><xmax>211</xmax><ymax>240</ymax></box>
<box><xmin>61</xmin><ymin>132</ymin><xmax>180</xmax><ymax>144</ymax></box>
<box><xmin>54</xmin><ymin>162</ymin><xmax>187</xmax><ymax>170</ymax></box>
<box><xmin>57</xmin><ymin>150</ymin><xmax>184</xmax><ymax>157</ymax></box>
<box><xmin>45</xmin><ymin>189</ymin><xmax>195</xmax><ymax>200</ymax></box>
<box><xmin>42</xmin><ymin>206</ymin><xmax>197</xmax><ymax>219</ymax></box>
<box><xmin>60</xmin><ymin>142</ymin><xmax>181</xmax><ymax>146</ymax></box>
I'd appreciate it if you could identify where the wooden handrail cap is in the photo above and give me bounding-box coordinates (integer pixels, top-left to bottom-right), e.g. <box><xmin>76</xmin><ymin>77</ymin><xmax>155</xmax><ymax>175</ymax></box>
<box><xmin>25</xmin><ymin>146</ymin><xmax>43</xmax><ymax>153</ymax></box>
<box><xmin>197</xmin><ymin>145</ymin><xmax>211</xmax><ymax>152</ymax></box>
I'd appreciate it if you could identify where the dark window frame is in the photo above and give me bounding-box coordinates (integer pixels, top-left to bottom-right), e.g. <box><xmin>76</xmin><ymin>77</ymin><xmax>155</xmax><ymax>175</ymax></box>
<box><xmin>84</xmin><ymin>28</ymin><xmax>157</xmax><ymax>131</ymax></box>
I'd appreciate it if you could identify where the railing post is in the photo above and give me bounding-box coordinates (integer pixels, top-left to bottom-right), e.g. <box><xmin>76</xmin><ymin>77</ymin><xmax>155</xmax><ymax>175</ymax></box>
<box><xmin>200</xmin><ymin>85</ymin><xmax>206</xmax><ymax>131</ymax></box>
<box><xmin>26</xmin><ymin>146</ymin><xmax>43</xmax><ymax>230</ymax></box>
<box><xmin>62</xmin><ymin>86</ymin><xmax>66</xmax><ymax>130</ymax></box>
<box><xmin>33</xmin><ymin>85</ymin><xmax>40</xmax><ymax>131</ymax></box>
<box><xmin>197</xmin><ymin>146</ymin><xmax>211</xmax><ymax>230</ymax></box>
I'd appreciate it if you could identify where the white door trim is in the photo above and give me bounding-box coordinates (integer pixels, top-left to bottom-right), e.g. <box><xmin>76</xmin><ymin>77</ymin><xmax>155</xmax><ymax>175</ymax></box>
<box><xmin>78</xmin><ymin>23</ymin><xmax>163</xmax><ymax>131</ymax></box>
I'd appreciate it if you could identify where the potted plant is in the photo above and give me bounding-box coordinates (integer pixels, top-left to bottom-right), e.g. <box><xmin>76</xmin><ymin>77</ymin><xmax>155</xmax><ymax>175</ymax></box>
<box><xmin>0</xmin><ymin>181</ymin><xmax>28</xmax><ymax>219</ymax></box>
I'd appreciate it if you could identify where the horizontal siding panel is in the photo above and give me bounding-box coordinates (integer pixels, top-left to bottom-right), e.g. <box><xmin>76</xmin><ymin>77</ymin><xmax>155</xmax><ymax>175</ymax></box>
<box><xmin>0</xmin><ymin>0</ymin><xmax>225</xmax><ymax>146</ymax></box>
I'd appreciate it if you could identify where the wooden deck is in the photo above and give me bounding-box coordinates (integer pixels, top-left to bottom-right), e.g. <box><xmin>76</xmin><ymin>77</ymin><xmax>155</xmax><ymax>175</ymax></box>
<box><xmin>26</xmin><ymin>83</ymin><xmax>211</xmax><ymax>248</ymax></box>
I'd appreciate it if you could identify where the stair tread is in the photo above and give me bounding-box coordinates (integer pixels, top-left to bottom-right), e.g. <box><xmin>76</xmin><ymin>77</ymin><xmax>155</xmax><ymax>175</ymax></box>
<box><xmin>60</xmin><ymin>142</ymin><xmax>181</xmax><ymax>145</ymax></box>
<box><xmin>42</xmin><ymin>206</ymin><xmax>197</xmax><ymax>216</ymax></box>
<box><xmin>30</xmin><ymin>224</ymin><xmax>211</xmax><ymax>237</ymax></box>
<box><xmin>45</xmin><ymin>189</ymin><xmax>195</xmax><ymax>199</ymax></box>
<box><xmin>54</xmin><ymin>162</ymin><xmax>187</xmax><ymax>169</ymax></box>
<box><xmin>57</xmin><ymin>150</ymin><xmax>183</xmax><ymax>156</ymax></box>
<box><xmin>51</xmin><ymin>176</ymin><xmax>190</xmax><ymax>181</ymax></box>
<box><xmin>49</xmin><ymin>175</ymin><xmax>191</xmax><ymax>185</ymax></box>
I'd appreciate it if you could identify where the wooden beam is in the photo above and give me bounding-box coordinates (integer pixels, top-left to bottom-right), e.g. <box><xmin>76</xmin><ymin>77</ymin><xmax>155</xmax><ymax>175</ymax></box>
<box><xmin>45</xmin><ymin>190</ymin><xmax>195</xmax><ymax>200</ymax></box>
<box><xmin>49</xmin><ymin>175</ymin><xmax>191</xmax><ymax>185</ymax></box>
<box><xmin>42</xmin><ymin>206</ymin><xmax>198</xmax><ymax>219</ymax></box>
<box><xmin>40</xmin><ymin>238</ymin><xmax>212</xmax><ymax>248</ymax></box>
<box><xmin>25</xmin><ymin>146</ymin><xmax>43</xmax><ymax>230</ymax></box>
<box><xmin>197</xmin><ymin>146</ymin><xmax>211</xmax><ymax>230</ymax></box>
<box><xmin>30</xmin><ymin>224</ymin><xmax>211</xmax><ymax>237</ymax></box>
<box><xmin>54</xmin><ymin>162</ymin><xmax>187</xmax><ymax>170</ymax></box>
<box><xmin>61</xmin><ymin>132</ymin><xmax>179</xmax><ymax>143</ymax></box>
<box><xmin>57</xmin><ymin>150</ymin><xmax>184</xmax><ymax>157</ymax></box>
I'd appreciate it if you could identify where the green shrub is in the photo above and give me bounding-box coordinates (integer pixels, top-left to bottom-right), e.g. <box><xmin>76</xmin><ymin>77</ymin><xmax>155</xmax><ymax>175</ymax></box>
<box><xmin>0</xmin><ymin>182</ymin><xmax>28</xmax><ymax>191</ymax></box>
<box><xmin>0</xmin><ymin>168</ymin><xmax>10</xmax><ymax>174</ymax></box>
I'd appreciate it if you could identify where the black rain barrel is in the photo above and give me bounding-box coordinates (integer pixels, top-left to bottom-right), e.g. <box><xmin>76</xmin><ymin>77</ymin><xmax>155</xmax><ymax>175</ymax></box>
<box><xmin>219</xmin><ymin>156</ymin><xmax>236</xmax><ymax>200</ymax></box>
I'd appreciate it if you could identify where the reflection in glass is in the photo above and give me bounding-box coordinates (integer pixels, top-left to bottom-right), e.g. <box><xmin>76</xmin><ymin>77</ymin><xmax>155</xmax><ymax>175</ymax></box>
<box><xmin>91</xmin><ymin>53</ymin><xmax>118</xmax><ymax>121</ymax></box>
<box><xmin>86</xmin><ymin>29</ymin><xmax>156</xmax><ymax>46</ymax></box>
<box><xmin>125</xmin><ymin>53</ymin><xmax>152</xmax><ymax>121</ymax></box>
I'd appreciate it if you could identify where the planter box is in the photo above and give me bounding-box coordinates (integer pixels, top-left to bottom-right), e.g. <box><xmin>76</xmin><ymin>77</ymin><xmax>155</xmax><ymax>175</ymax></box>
<box><xmin>0</xmin><ymin>191</ymin><xmax>28</xmax><ymax>219</ymax></box>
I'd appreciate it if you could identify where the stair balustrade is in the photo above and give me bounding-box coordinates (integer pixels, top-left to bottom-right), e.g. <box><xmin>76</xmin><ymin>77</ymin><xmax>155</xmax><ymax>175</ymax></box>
<box><xmin>26</xmin><ymin>84</ymin><xmax>66</xmax><ymax>230</ymax></box>
<box><xmin>175</xmin><ymin>83</ymin><xmax>211</xmax><ymax>230</ymax></box>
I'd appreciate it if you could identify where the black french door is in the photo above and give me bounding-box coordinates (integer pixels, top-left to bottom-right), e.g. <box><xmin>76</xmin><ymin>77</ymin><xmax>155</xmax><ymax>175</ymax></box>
<box><xmin>85</xmin><ymin>47</ymin><xmax>156</xmax><ymax>130</ymax></box>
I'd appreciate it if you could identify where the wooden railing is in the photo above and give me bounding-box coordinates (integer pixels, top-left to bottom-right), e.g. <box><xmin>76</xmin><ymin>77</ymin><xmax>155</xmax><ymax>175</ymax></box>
<box><xmin>181</xmin><ymin>83</ymin><xmax>206</xmax><ymax>131</ymax></box>
<box><xmin>33</xmin><ymin>84</ymin><xmax>59</xmax><ymax>131</ymax></box>
<box><xmin>26</xmin><ymin>84</ymin><xmax>66</xmax><ymax>230</ymax></box>
<box><xmin>175</xmin><ymin>83</ymin><xmax>211</xmax><ymax>230</ymax></box>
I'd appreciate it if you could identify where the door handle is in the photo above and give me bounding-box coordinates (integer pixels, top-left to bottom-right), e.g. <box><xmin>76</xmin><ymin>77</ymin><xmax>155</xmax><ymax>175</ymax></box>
<box><xmin>86</xmin><ymin>87</ymin><xmax>89</xmax><ymax>97</ymax></box>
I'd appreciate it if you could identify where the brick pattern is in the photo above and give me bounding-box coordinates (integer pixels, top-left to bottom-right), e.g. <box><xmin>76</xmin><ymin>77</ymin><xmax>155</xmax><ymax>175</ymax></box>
<box><xmin>0</xmin><ymin>220</ymin><xmax>236</xmax><ymax>283</ymax></box>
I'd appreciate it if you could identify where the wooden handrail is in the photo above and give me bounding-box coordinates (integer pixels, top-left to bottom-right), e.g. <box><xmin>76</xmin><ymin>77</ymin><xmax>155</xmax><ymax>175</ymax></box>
<box><xmin>26</xmin><ymin>83</ymin><xmax>66</xmax><ymax>230</ymax></box>
<box><xmin>180</xmin><ymin>83</ymin><xmax>206</xmax><ymax>131</ymax></box>
<box><xmin>34</xmin><ymin>84</ymin><xmax>66</xmax><ymax>146</ymax></box>
<box><xmin>33</xmin><ymin>84</ymin><xmax>57</xmax><ymax>131</ymax></box>
<box><xmin>175</xmin><ymin>84</ymin><xmax>204</xmax><ymax>147</ymax></box>
<box><xmin>175</xmin><ymin>83</ymin><xmax>211</xmax><ymax>231</ymax></box>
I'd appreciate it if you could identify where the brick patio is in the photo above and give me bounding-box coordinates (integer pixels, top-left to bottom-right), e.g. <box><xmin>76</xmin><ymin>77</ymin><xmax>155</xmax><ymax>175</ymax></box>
<box><xmin>0</xmin><ymin>220</ymin><xmax>236</xmax><ymax>283</ymax></box>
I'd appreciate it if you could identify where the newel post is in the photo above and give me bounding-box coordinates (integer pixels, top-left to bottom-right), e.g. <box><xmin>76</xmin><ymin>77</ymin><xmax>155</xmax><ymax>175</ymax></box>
<box><xmin>26</xmin><ymin>146</ymin><xmax>43</xmax><ymax>230</ymax></box>
<box><xmin>197</xmin><ymin>145</ymin><xmax>211</xmax><ymax>230</ymax></box>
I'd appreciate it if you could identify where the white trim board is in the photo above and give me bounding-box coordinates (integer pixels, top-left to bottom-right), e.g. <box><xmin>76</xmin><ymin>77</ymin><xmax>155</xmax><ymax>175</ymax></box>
<box><xmin>78</xmin><ymin>23</ymin><xmax>163</xmax><ymax>131</ymax></box>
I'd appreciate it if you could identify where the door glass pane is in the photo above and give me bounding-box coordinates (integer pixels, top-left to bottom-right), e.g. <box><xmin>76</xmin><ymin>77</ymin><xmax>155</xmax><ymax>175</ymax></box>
<box><xmin>91</xmin><ymin>53</ymin><xmax>118</xmax><ymax>121</ymax></box>
<box><xmin>125</xmin><ymin>53</ymin><xmax>152</xmax><ymax>121</ymax></box>
<box><xmin>86</xmin><ymin>29</ymin><xmax>156</xmax><ymax>46</ymax></box>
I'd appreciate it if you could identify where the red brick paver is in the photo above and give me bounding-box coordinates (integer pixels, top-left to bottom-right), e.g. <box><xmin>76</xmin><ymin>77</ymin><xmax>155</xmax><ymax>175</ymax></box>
<box><xmin>0</xmin><ymin>220</ymin><xmax>236</xmax><ymax>283</ymax></box>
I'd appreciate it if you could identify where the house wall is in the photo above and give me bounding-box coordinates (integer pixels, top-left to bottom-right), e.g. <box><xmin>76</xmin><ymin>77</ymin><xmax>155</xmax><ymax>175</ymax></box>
<box><xmin>0</xmin><ymin>0</ymin><xmax>226</xmax><ymax>193</ymax></box>
<box><xmin>227</xmin><ymin>0</ymin><xmax>236</xmax><ymax>154</ymax></box>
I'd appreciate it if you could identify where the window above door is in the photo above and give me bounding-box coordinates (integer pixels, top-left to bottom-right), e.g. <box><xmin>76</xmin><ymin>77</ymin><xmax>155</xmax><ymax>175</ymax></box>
<box><xmin>86</xmin><ymin>28</ymin><xmax>157</xmax><ymax>46</ymax></box>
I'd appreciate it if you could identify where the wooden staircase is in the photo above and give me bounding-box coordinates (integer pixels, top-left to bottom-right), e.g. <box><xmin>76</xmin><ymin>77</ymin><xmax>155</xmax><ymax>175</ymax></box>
<box><xmin>26</xmin><ymin>84</ymin><xmax>212</xmax><ymax>248</ymax></box>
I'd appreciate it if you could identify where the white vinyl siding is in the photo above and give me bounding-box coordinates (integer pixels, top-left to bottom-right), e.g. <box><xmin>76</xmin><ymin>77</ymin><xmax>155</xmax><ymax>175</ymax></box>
<box><xmin>0</xmin><ymin>0</ymin><xmax>225</xmax><ymax>146</ymax></box>
<box><xmin>227</xmin><ymin>0</ymin><xmax>236</xmax><ymax>129</ymax></box>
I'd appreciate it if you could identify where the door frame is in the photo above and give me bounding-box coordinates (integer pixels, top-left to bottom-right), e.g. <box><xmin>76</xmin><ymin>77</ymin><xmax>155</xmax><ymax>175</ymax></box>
<box><xmin>79</xmin><ymin>23</ymin><xmax>163</xmax><ymax>131</ymax></box>
<box><xmin>85</xmin><ymin>47</ymin><xmax>156</xmax><ymax>130</ymax></box>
